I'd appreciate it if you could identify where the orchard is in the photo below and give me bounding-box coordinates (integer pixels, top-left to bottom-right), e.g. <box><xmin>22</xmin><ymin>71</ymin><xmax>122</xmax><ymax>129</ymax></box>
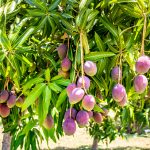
<box><xmin>0</xmin><ymin>0</ymin><xmax>150</xmax><ymax>150</ymax></box>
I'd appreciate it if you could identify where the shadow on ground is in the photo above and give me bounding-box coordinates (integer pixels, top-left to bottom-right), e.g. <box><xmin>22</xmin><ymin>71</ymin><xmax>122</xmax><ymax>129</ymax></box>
<box><xmin>45</xmin><ymin>146</ymin><xmax>150</xmax><ymax>150</ymax></box>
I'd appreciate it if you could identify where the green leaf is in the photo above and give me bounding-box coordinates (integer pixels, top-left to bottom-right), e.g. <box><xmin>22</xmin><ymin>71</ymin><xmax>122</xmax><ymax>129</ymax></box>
<box><xmin>44</xmin><ymin>55</ymin><xmax>57</xmax><ymax>70</ymax></box>
<box><xmin>93</xmin><ymin>104</ymin><xmax>104</xmax><ymax>113</ymax></box>
<box><xmin>87</xmin><ymin>10</ymin><xmax>99</xmax><ymax>22</ymax></box>
<box><xmin>45</xmin><ymin>68</ymin><xmax>50</xmax><ymax>82</ymax></box>
<box><xmin>25</xmin><ymin>0</ymin><xmax>46</xmax><ymax>11</ymax></box>
<box><xmin>107</xmin><ymin>43</ymin><xmax>118</xmax><ymax>53</ymax></box>
<box><xmin>22</xmin><ymin>83</ymin><xmax>46</xmax><ymax>111</ymax></box>
<box><xmin>15</xmin><ymin>54</ymin><xmax>33</xmax><ymax>67</ymax></box>
<box><xmin>0</xmin><ymin>30</ymin><xmax>11</xmax><ymax>50</ymax></box>
<box><xmin>79</xmin><ymin>0</ymin><xmax>88</xmax><ymax>10</ymax></box>
<box><xmin>34</xmin><ymin>17</ymin><xmax>47</xmax><ymax>33</ymax></box>
<box><xmin>82</xmin><ymin>32</ymin><xmax>90</xmax><ymax>54</ymax></box>
<box><xmin>80</xmin><ymin>9</ymin><xmax>91</xmax><ymax>29</ymax></box>
<box><xmin>125</xmin><ymin>33</ymin><xmax>134</xmax><ymax>50</ymax></box>
<box><xmin>97</xmin><ymin>59</ymin><xmax>106</xmax><ymax>75</ymax></box>
<box><xmin>11</xmin><ymin>55</ymin><xmax>22</xmax><ymax>79</ymax></box>
<box><xmin>22</xmin><ymin>78</ymin><xmax>44</xmax><ymax>93</ymax></box>
<box><xmin>54</xmin><ymin>79</ymin><xmax>71</xmax><ymax>86</ymax></box>
<box><xmin>111</xmin><ymin>0</ymin><xmax>137</xmax><ymax>3</ymax></box>
<box><xmin>76</xmin><ymin>9</ymin><xmax>86</xmax><ymax>27</ymax></box>
<box><xmin>12</xmin><ymin>27</ymin><xmax>35</xmax><ymax>48</ymax></box>
<box><xmin>56</xmin><ymin>89</ymin><xmax>67</xmax><ymax>109</ymax></box>
<box><xmin>61</xmin><ymin>18</ymin><xmax>76</xmax><ymax>32</ymax></box>
<box><xmin>85</xmin><ymin>52</ymin><xmax>115</xmax><ymax>61</ymax></box>
<box><xmin>0</xmin><ymin>53</ymin><xmax>5</xmax><ymax>62</ymax></box>
<box><xmin>95</xmin><ymin>32</ymin><xmax>105</xmax><ymax>51</ymax></box>
<box><xmin>48</xmin><ymin>127</ymin><xmax>56</xmax><ymax>142</ymax></box>
<box><xmin>43</xmin><ymin>86</ymin><xmax>51</xmax><ymax>118</ymax></box>
<box><xmin>9</xmin><ymin>18</ymin><xmax>28</xmax><ymax>43</ymax></box>
<box><xmin>47</xmin><ymin>17</ymin><xmax>56</xmax><ymax>34</ymax></box>
<box><xmin>119</xmin><ymin>4</ymin><xmax>141</xmax><ymax>18</ymax></box>
<box><xmin>49</xmin><ymin>0</ymin><xmax>61</xmax><ymax>11</ymax></box>
<box><xmin>26</xmin><ymin>9</ymin><xmax>45</xmax><ymax>17</ymax></box>
<box><xmin>39</xmin><ymin>86</ymin><xmax>51</xmax><ymax>125</ymax></box>
<box><xmin>20</xmin><ymin>121</ymin><xmax>37</xmax><ymax>135</ymax></box>
<box><xmin>48</xmin><ymin>82</ymin><xmax>62</xmax><ymax>93</ymax></box>
<box><xmin>100</xmin><ymin>17</ymin><xmax>118</xmax><ymax>38</ymax></box>
<box><xmin>92</xmin><ymin>76</ymin><xmax>103</xmax><ymax>90</ymax></box>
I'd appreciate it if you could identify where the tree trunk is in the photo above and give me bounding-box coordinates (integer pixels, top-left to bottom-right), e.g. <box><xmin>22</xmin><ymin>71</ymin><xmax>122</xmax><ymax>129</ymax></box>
<box><xmin>2</xmin><ymin>133</ymin><xmax>11</xmax><ymax>150</ymax></box>
<box><xmin>92</xmin><ymin>137</ymin><xmax>99</xmax><ymax>150</ymax></box>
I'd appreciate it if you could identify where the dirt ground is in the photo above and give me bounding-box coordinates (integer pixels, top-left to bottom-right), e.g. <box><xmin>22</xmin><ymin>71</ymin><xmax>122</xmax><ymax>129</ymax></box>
<box><xmin>0</xmin><ymin>127</ymin><xmax>150</xmax><ymax>150</ymax></box>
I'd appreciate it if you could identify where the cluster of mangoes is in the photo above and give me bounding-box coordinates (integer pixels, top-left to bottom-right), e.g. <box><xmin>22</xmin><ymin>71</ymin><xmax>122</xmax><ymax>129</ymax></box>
<box><xmin>56</xmin><ymin>43</ymin><xmax>108</xmax><ymax>135</ymax></box>
<box><xmin>134</xmin><ymin>55</ymin><xmax>150</xmax><ymax>93</ymax></box>
<box><xmin>62</xmin><ymin>107</ymin><xmax>108</xmax><ymax>135</ymax></box>
<box><xmin>57</xmin><ymin>44</ymin><xmax>72</xmax><ymax>78</ymax></box>
<box><xmin>111</xmin><ymin>55</ymin><xmax>150</xmax><ymax>106</ymax></box>
<box><xmin>111</xmin><ymin>66</ymin><xmax>127</xmax><ymax>106</ymax></box>
<box><xmin>0</xmin><ymin>90</ymin><xmax>24</xmax><ymax>118</ymax></box>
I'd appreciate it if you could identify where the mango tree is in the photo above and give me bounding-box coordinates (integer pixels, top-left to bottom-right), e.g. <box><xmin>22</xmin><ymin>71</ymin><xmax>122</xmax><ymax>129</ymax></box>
<box><xmin>0</xmin><ymin>0</ymin><xmax>150</xmax><ymax>150</ymax></box>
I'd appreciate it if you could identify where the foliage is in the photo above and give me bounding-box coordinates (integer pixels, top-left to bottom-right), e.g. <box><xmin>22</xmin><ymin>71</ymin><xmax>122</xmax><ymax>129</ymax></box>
<box><xmin>0</xmin><ymin>0</ymin><xmax>150</xmax><ymax>149</ymax></box>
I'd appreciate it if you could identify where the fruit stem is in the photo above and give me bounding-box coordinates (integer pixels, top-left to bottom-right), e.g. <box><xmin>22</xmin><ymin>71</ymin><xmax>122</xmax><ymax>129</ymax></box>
<box><xmin>73</xmin><ymin>40</ymin><xmax>79</xmax><ymax>83</ymax></box>
<box><xmin>80</xmin><ymin>31</ymin><xmax>87</xmax><ymax>93</ymax></box>
<box><xmin>141</xmin><ymin>13</ymin><xmax>147</xmax><ymax>56</ymax></box>
<box><xmin>66</xmin><ymin>35</ymin><xmax>70</xmax><ymax>57</ymax></box>
<box><xmin>69</xmin><ymin>105</ymin><xmax>73</xmax><ymax>119</ymax></box>
<box><xmin>118</xmin><ymin>50</ymin><xmax>122</xmax><ymax>84</ymax></box>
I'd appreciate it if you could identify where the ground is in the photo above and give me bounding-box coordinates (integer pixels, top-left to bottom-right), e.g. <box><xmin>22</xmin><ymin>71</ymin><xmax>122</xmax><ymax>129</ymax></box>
<box><xmin>0</xmin><ymin>127</ymin><xmax>150</xmax><ymax>150</ymax></box>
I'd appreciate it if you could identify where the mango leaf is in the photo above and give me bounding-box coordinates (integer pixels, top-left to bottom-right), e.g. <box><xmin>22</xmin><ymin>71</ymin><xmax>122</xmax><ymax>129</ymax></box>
<box><xmin>0</xmin><ymin>53</ymin><xmax>5</xmax><ymax>62</ymax></box>
<box><xmin>47</xmin><ymin>17</ymin><xmax>56</xmax><ymax>34</ymax></box>
<box><xmin>56</xmin><ymin>89</ymin><xmax>67</xmax><ymax>109</ymax></box>
<box><xmin>11</xmin><ymin>55</ymin><xmax>22</xmax><ymax>79</ymax></box>
<box><xmin>22</xmin><ymin>83</ymin><xmax>46</xmax><ymax>111</ymax></box>
<box><xmin>19</xmin><ymin>120</ymin><xmax>37</xmax><ymax>136</ymax></box>
<box><xmin>12</xmin><ymin>27</ymin><xmax>35</xmax><ymax>48</ymax></box>
<box><xmin>44</xmin><ymin>55</ymin><xmax>57</xmax><ymax>70</ymax></box>
<box><xmin>119</xmin><ymin>4</ymin><xmax>142</xmax><ymax>18</ymax></box>
<box><xmin>48</xmin><ymin>127</ymin><xmax>56</xmax><ymax>142</ymax></box>
<box><xmin>25</xmin><ymin>0</ymin><xmax>46</xmax><ymax>11</ymax></box>
<box><xmin>93</xmin><ymin>104</ymin><xmax>104</xmax><ymax>113</ymax></box>
<box><xmin>49</xmin><ymin>0</ymin><xmax>61</xmax><ymax>11</ymax></box>
<box><xmin>34</xmin><ymin>17</ymin><xmax>47</xmax><ymax>33</ymax></box>
<box><xmin>80</xmin><ymin>9</ymin><xmax>91</xmax><ymax>29</ymax></box>
<box><xmin>85</xmin><ymin>52</ymin><xmax>115</xmax><ymax>61</ymax></box>
<box><xmin>15</xmin><ymin>54</ymin><xmax>33</xmax><ymax>67</ymax></box>
<box><xmin>22</xmin><ymin>78</ymin><xmax>44</xmax><ymax>93</ymax></box>
<box><xmin>48</xmin><ymin>82</ymin><xmax>62</xmax><ymax>93</ymax></box>
<box><xmin>79</xmin><ymin>0</ymin><xmax>88</xmax><ymax>10</ymax></box>
<box><xmin>95</xmin><ymin>32</ymin><xmax>105</xmax><ymax>51</ymax></box>
<box><xmin>26</xmin><ymin>9</ymin><xmax>45</xmax><ymax>17</ymax></box>
<box><xmin>100</xmin><ymin>17</ymin><xmax>118</xmax><ymax>38</ymax></box>
<box><xmin>0</xmin><ymin>30</ymin><xmax>11</xmax><ymax>50</ymax></box>
<box><xmin>82</xmin><ymin>32</ymin><xmax>90</xmax><ymax>54</ymax></box>
<box><xmin>51</xmin><ymin>75</ymin><xmax>63</xmax><ymax>81</ymax></box>
<box><xmin>43</xmin><ymin>86</ymin><xmax>51</xmax><ymax>118</ymax></box>
<box><xmin>61</xmin><ymin>18</ymin><xmax>77</xmax><ymax>32</ymax></box>
<box><xmin>9</xmin><ymin>18</ymin><xmax>28</xmax><ymax>43</ymax></box>
<box><xmin>76</xmin><ymin>8</ymin><xmax>86</xmax><ymax>27</ymax></box>
<box><xmin>97</xmin><ymin>59</ymin><xmax>106</xmax><ymax>75</ymax></box>
<box><xmin>91</xmin><ymin>76</ymin><xmax>102</xmax><ymax>90</ymax></box>
<box><xmin>125</xmin><ymin>33</ymin><xmax>134</xmax><ymax>50</ymax></box>
<box><xmin>110</xmin><ymin>0</ymin><xmax>137</xmax><ymax>3</ymax></box>
<box><xmin>107</xmin><ymin>43</ymin><xmax>118</xmax><ymax>53</ymax></box>
<box><xmin>87</xmin><ymin>10</ymin><xmax>99</xmax><ymax>22</ymax></box>
<box><xmin>45</xmin><ymin>68</ymin><xmax>50</xmax><ymax>82</ymax></box>
<box><xmin>38</xmin><ymin>86</ymin><xmax>51</xmax><ymax>125</ymax></box>
<box><xmin>54</xmin><ymin>79</ymin><xmax>71</xmax><ymax>86</ymax></box>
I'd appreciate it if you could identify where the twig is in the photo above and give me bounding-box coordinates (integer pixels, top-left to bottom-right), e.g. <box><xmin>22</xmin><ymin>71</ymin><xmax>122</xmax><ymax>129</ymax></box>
<box><xmin>141</xmin><ymin>13</ymin><xmax>147</xmax><ymax>55</ymax></box>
